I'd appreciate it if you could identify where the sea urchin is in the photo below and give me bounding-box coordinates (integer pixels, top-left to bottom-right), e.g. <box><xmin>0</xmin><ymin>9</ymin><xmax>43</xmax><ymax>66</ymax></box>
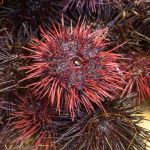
<box><xmin>121</xmin><ymin>53</ymin><xmax>150</xmax><ymax>104</ymax></box>
<box><xmin>7</xmin><ymin>93</ymin><xmax>56</xmax><ymax>150</ymax></box>
<box><xmin>56</xmin><ymin>95</ymin><xmax>150</xmax><ymax>150</ymax></box>
<box><xmin>20</xmin><ymin>18</ymin><xmax>125</xmax><ymax>118</ymax></box>
<box><xmin>0</xmin><ymin>0</ymin><xmax>64</xmax><ymax>29</ymax></box>
<box><xmin>63</xmin><ymin>0</ymin><xmax>129</xmax><ymax>21</ymax></box>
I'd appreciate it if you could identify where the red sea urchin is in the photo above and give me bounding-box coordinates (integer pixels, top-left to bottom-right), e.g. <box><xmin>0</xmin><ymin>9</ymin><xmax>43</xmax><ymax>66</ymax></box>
<box><xmin>20</xmin><ymin>18</ymin><xmax>125</xmax><ymax>118</ymax></box>
<box><xmin>121</xmin><ymin>53</ymin><xmax>150</xmax><ymax>104</ymax></box>
<box><xmin>7</xmin><ymin>93</ymin><xmax>56</xmax><ymax>150</ymax></box>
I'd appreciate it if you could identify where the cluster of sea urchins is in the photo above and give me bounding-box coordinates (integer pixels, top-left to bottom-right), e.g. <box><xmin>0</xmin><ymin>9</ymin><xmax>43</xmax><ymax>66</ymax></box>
<box><xmin>0</xmin><ymin>25</ymin><xmax>36</xmax><ymax>93</ymax></box>
<box><xmin>55</xmin><ymin>95</ymin><xmax>150</xmax><ymax>150</ymax></box>
<box><xmin>2</xmin><ymin>92</ymin><xmax>150</xmax><ymax>149</ymax></box>
<box><xmin>0</xmin><ymin>0</ymin><xmax>150</xmax><ymax>150</ymax></box>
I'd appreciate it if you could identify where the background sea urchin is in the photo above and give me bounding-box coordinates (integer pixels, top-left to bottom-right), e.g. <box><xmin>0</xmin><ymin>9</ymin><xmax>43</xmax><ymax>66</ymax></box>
<box><xmin>0</xmin><ymin>0</ymin><xmax>66</xmax><ymax>31</ymax></box>
<box><xmin>121</xmin><ymin>53</ymin><xmax>150</xmax><ymax>104</ymax></box>
<box><xmin>6</xmin><ymin>92</ymin><xmax>56</xmax><ymax>150</ymax></box>
<box><xmin>55</xmin><ymin>95</ymin><xmax>150</xmax><ymax>150</ymax></box>
<box><xmin>63</xmin><ymin>0</ymin><xmax>131</xmax><ymax>24</ymax></box>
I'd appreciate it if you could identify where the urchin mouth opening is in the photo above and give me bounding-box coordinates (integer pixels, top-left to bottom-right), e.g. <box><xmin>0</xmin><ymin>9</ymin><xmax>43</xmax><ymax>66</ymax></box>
<box><xmin>71</xmin><ymin>57</ymin><xmax>82</xmax><ymax>67</ymax></box>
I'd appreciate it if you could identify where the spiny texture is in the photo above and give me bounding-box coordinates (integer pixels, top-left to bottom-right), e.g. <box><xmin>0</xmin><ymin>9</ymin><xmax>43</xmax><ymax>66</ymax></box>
<box><xmin>0</xmin><ymin>94</ymin><xmax>15</xmax><ymax>150</ymax></box>
<box><xmin>0</xmin><ymin>26</ymin><xmax>37</xmax><ymax>137</ymax></box>
<box><xmin>0</xmin><ymin>29</ymin><xmax>16</xmax><ymax>70</ymax></box>
<box><xmin>0</xmin><ymin>25</ymin><xmax>36</xmax><ymax>93</ymax></box>
<box><xmin>6</xmin><ymin>93</ymin><xmax>57</xmax><ymax>150</ymax></box>
<box><xmin>4</xmin><ymin>92</ymin><xmax>80</xmax><ymax>150</ymax></box>
<box><xmin>63</xmin><ymin>0</ymin><xmax>130</xmax><ymax>23</ymax></box>
<box><xmin>56</xmin><ymin>95</ymin><xmax>150</xmax><ymax>150</ymax></box>
<box><xmin>121</xmin><ymin>53</ymin><xmax>150</xmax><ymax>104</ymax></box>
<box><xmin>110</xmin><ymin>1</ymin><xmax>150</xmax><ymax>53</ymax></box>
<box><xmin>4</xmin><ymin>94</ymin><xmax>150</xmax><ymax>150</ymax></box>
<box><xmin>64</xmin><ymin>0</ymin><xmax>127</xmax><ymax>11</ymax></box>
<box><xmin>20</xmin><ymin>19</ymin><xmax>125</xmax><ymax>118</ymax></box>
<box><xmin>0</xmin><ymin>97</ymin><xmax>4</xmax><ymax>127</ymax></box>
<box><xmin>0</xmin><ymin>0</ymin><xmax>64</xmax><ymax>30</ymax></box>
<box><xmin>0</xmin><ymin>29</ymin><xmax>17</xmax><ymax>92</ymax></box>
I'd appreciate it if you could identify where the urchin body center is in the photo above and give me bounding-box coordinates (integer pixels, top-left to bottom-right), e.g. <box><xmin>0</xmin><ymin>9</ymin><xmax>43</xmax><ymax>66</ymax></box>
<box><xmin>46</xmin><ymin>40</ymin><xmax>102</xmax><ymax>89</ymax></box>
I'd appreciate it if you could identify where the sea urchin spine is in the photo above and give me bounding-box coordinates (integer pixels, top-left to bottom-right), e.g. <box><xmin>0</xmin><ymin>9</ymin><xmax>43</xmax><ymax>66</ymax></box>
<box><xmin>63</xmin><ymin>0</ymin><xmax>126</xmax><ymax>16</ymax></box>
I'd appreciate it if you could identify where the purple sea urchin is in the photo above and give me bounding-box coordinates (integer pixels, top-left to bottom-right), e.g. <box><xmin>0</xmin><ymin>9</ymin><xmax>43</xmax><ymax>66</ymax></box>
<box><xmin>56</xmin><ymin>95</ymin><xmax>150</xmax><ymax>150</ymax></box>
<box><xmin>64</xmin><ymin>0</ymin><xmax>125</xmax><ymax>12</ymax></box>
<box><xmin>0</xmin><ymin>0</ymin><xmax>65</xmax><ymax>30</ymax></box>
